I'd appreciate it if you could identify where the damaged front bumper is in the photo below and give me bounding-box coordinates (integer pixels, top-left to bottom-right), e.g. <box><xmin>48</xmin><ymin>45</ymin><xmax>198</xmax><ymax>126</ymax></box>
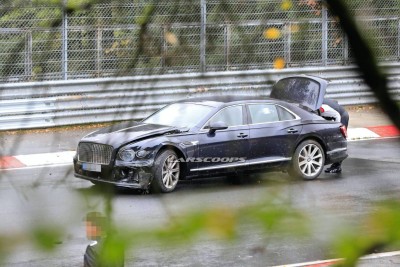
<box><xmin>73</xmin><ymin>158</ymin><xmax>154</xmax><ymax>189</ymax></box>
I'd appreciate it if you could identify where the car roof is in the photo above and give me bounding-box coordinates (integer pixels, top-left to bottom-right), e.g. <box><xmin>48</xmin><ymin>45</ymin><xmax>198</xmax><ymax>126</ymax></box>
<box><xmin>179</xmin><ymin>95</ymin><xmax>278</xmax><ymax>107</ymax></box>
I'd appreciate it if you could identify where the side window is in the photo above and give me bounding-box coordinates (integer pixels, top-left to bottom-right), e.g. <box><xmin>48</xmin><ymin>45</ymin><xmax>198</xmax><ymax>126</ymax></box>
<box><xmin>277</xmin><ymin>106</ymin><xmax>296</xmax><ymax>121</ymax></box>
<box><xmin>208</xmin><ymin>105</ymin><xmax>243</xmax><ymax>127</ymax></box>
<box><xmin>248</xmin><ymin>104</ymin><xmax>279</xmax><ymax>124</ymax></box>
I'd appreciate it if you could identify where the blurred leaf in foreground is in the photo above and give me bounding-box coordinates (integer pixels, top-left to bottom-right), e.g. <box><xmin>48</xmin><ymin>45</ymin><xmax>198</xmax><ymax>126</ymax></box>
<box><xmin>326</xmin><ymin>0</ymin><xmax>400</xmax><ymax>130</ymax></box>
<box><xmin>333</xmin><ymin>200</ymin><xmax>400</xmax><ymax>267</ymax></box>
<box><xmin>30</xmin><ymin>224</ymin><xmax>64</xmax><ymax>251</ymax></box>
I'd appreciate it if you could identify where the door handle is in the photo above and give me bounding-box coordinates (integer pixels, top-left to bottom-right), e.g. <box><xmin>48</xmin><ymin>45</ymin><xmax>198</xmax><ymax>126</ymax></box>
<box><xmin>237</xmin><ymin>133</ymin><xmax>248</xmax><ymax>138</ymax></box>
<box><xmin>287</xmin><ymin>128</ymin><xmax>298</xmax><ymax>134</ymax></box>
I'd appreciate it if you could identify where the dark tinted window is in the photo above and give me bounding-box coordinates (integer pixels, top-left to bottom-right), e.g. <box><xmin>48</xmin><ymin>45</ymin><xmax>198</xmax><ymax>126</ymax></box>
<box><xmin>271</xmin><ymin>77</ymin><xmax>320</xmax><ymax>108</ymax></box>
<box><xmin>248</xmin><ymin>104</ymin><xmax>279</xmax><ymax>123</ymax></box>
<box><xmin>277</xmin><ymin>106</ymin><xmax>296</xmax><ymax>120</ymax></box>
<box><xmin>209</xmin><ymin>105</ymin><xmax>243</xmax><ymax>127</ymax></box>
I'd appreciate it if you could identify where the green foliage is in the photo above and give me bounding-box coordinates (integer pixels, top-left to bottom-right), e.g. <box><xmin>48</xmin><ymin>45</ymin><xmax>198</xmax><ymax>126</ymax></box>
<box><xmin>0</xmin><ymin>235</ymin><xmax>22</xmax><ymax>264</ymax></box>
<box><xmin>97</xmin><ymin>234</ymin><xmax>127</xmax><ymax>267</ymax></box>
<box><xmin>332</xmin><ymin>201</ymin><xmax>400</xmax><ymax>267</ymax></box>
<box><xmin>125</xmin><ymin>198</ymin><xmax>307</xmax><ymax>248</ymax></box>
<box><xmin>30</xmin><ymin>224</ymin><xmax>64</xmax><ymax>251</ymax></box>
<box><xmin>135</xmin><ymin>4</ymin><xmax>155</xmax><ymax>26</ymax></box>
<box><xmin>243</xmin><ymin>202</ymin><xmax>308</xmax><ymax>235</ymax></box>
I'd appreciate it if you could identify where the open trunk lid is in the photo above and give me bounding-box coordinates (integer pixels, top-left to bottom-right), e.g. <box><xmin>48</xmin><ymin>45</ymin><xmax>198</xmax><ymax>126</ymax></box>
<box><xmin>270</xmin><ymin>75</ymin><xmax>328</xmax><ymax>111</ymax></box>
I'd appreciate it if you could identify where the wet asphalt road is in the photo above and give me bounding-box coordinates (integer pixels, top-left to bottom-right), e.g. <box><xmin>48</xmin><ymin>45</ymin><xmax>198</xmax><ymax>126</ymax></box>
<box><xmin>0</xmin><ymin>138</ymin><xmax>399</xmax><ymax>266</ymax></box>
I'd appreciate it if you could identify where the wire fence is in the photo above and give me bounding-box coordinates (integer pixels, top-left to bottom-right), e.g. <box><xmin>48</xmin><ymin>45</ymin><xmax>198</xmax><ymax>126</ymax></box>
<box><xmin>0</xmin><ymin>0</ymin><xmax>399</xmax><ymax>82</ymax></box>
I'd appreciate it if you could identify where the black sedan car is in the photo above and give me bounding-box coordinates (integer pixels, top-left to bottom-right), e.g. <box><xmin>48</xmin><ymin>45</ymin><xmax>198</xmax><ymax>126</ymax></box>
<box><xmin>74</xmin><ymin>75</ymin><xmax>348</xmax><ymax>193</ymax></box>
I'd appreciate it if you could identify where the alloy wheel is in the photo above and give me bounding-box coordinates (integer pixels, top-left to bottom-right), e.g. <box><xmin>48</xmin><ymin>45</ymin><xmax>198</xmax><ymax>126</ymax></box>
<box><xmin>161</xmin><ymin>154</ymin><xmax>180</xmax><ymax>189</ymax></box>
<box><xmin>298</xmin><ymin>143</ymin><xmax>323</xmax><ymax>177</ymax></box>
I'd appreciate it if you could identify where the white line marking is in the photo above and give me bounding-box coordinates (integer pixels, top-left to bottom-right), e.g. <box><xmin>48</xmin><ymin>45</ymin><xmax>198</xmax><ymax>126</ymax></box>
<box><xmin>347</xmin><ymin>128</ymin><xmax>380</xmax><ymax>140</ymax></box>
<box><xmin>272</xmin><ymin>259</ymin><xmax>340</xmax><ymax>267</ymax></box>
<box><xmin>348</xmin><ymin>136</ymin><xmax>400</xmax><ymax>142</ymax></box>
<box><xmin>360</xmin><ymin>250</ymin><xmax>400</xmax><ymax>259</ymax></box>
<box><xmin>0</xmin><ymin>163</ymin><xmax>72</xmax><ymax>171</ymax></box>
<box><xmin>14</xmin><ymin>151</ymin><xmax>75</xmax><ymax>166</ymax></box>
<box><xmin>272</xmin><ymin>250</ymin><xmax>400</xmax><ymax>267</ymax></box>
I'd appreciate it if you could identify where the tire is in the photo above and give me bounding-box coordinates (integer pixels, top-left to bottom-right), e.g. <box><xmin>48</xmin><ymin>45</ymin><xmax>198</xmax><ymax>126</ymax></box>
<box><xmin>227</xmin><ymin>174</ymin><xmax>244</xmax><ymax>185</ymax></box>
<box><xmin>151</xmin><ymin>149</ymin><xmax>180</xmax><ymax>193</ymax></box>
<box><xmin>289</xmin><ymin>140</ymin><xmax>325</xmax><ymax>180</ymax></box>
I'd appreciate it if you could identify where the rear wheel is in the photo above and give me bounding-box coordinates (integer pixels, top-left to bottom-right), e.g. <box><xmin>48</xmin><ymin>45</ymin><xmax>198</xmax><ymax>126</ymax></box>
<box><xmin>227</xmin><ymin>173</ymin><xmax>244</xmax><ymax>185</ymax></box>
<box><xmin>289</xmin><ymin>140</ymin><xmax>325</xmax><ymax>180</ymax></box>
<box><xmin>151</xmin><ymin>150</ymin><xmax>180</xmax><ymax>193</ymax></box>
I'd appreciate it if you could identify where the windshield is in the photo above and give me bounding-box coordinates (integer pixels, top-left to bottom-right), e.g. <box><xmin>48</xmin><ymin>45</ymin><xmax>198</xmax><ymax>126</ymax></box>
<box><xmin>143</xmin><ymin>103</ymin><xmax>214</xmax><ymax>128</ymax></box>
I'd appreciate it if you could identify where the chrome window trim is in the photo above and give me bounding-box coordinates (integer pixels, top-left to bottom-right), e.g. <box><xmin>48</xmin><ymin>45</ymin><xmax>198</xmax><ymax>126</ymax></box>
<box><xmin>190</xmin><ymin>157</ymin><xmax>291</xmax><ymax>172</ymax></box>
<box><xmin>275</xmin><ymin>104</ymin><xmax>301</xmax><ymax>120</ymax></box>
<box><xmin>247</xmin><ymin>119</ymin><xmax>301</xmax><ymax>127</ymax></box>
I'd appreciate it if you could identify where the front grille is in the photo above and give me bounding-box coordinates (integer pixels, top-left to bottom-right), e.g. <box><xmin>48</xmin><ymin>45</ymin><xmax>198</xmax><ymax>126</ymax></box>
<box><xmin>78</xmin><ymin>142</ymin><xmax>113</xmax><ymax>165</ymax></box>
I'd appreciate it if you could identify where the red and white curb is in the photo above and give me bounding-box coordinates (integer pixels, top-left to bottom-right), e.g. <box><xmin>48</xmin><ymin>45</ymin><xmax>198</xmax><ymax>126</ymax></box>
<box><xmin>273</xmin><ymin>250</ymin><xmax>400</xmax><ymax>267</ymax></box>
<box><xmin>347</xmin><ymin>125</ymin><xmax>400</xmax><ymax>140</ymax></box>
<box><xmin>0</xmin><ymin>125</ymin><xmax>398</xmax><ymax>170</ymax></box>
<box><xmin>0</xmin><ymin>151</ymin><xmax>75</xmax><ymax>170</ymax></box>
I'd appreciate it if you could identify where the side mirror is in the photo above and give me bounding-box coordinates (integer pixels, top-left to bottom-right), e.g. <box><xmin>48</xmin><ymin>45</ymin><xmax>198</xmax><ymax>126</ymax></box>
<box><xmin>208</xmin><ymin>121</ymin><xmax>228</xmax><ymax>133</ymax></box>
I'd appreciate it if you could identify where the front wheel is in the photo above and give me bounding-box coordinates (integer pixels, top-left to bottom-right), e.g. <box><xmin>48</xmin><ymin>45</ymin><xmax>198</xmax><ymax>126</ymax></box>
<box><xmin>151</xmin><ymin>150</ymin><xmax>180</xmax><ymax>193</ymax></box>
<box><xmin>289</xmin><ymin>140</ymin><xmax>325</xmax><ymax>180</ymax></box>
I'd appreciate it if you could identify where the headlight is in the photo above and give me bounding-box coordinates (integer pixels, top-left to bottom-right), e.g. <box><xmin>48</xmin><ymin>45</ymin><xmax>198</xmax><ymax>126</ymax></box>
<box><xmin>136</xmin><ymin>150</ymin><xmax>151</xmax><ymax>158</ymax></box>
<box><xmin>118</xmin><ymin>149</ymin><xmax>135</xmax><ymax>162</ymax></box>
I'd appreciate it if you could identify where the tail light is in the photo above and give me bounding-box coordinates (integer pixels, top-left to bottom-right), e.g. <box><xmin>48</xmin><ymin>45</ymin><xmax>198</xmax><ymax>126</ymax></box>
<box><xmin>340</xmin><ymin>125</ymin><xmax>347</xmax><ymax>139</ymax></box>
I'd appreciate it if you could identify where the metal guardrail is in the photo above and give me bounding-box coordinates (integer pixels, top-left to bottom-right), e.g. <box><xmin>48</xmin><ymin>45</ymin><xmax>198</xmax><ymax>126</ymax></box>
<box><xmin>1</xmin><ymin>63</ymin><xmax>400</xmax><ymax>131</ymax></box>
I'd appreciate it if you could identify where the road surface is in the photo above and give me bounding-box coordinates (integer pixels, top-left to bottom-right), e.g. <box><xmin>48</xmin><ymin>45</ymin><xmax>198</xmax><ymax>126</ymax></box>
<box><xmin>0</xmin><ymin>138</ymin><xmax>399</xmax><ymax>266</ymax></box>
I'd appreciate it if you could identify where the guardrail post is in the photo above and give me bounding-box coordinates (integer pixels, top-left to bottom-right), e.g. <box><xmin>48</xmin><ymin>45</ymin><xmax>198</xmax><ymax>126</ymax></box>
<box><xmin>224</xmin><ymin>24</ymin><xmax>231</xmax><ymax>70</ymax></box>
<box><xmin>344</xmin><ymin>33</ymin><xmax>349</xmax><ymax>64</ymax></box>
<box><xmin>61</xmin><ymin>0</ymin><xmax>68</xmax><ymax>80</ymax></box>
<box><xmin>25</xmin><ymin>31</ymin><xmax>32</xmax><ymax>80</ymax></box>
<box><xmin>162</xmin><ymin>25</ymin><xmax>167</xmax><ymax>68</ymax></box>
<box><xmin>96</xmin><ymin>27</ymin><xmax>102</xmax><ymax>77</ymax></box>
<box><xmin>284</xmin><ymin>23</ymin><xmax>292</xmax><ymax>66</ymax></box>
<box><xmin>322</xmin><ymin>5</ymin><xmax>328</xmax><ymax>66</ymax></box>
<box><xmin>200</xmin><ymin>0</ymin><xmax>207</xmax><ymax>72</ymax></box>
<box><xmin>398</xmin><ymin>18</ymin><xmax>400</xmax><ymax>60</ymax></box>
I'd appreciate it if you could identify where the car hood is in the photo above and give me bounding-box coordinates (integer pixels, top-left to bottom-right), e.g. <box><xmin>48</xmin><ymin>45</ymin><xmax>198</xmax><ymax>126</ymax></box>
<box><xmin>80</xmin><ymin>121</ymin><xmax>182</xmax><ymax>148</ymax></box>
<box><xmin>270</xmin><ymin>75</ymin><xmax>328</xmax><ymax>111</ymax></box>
